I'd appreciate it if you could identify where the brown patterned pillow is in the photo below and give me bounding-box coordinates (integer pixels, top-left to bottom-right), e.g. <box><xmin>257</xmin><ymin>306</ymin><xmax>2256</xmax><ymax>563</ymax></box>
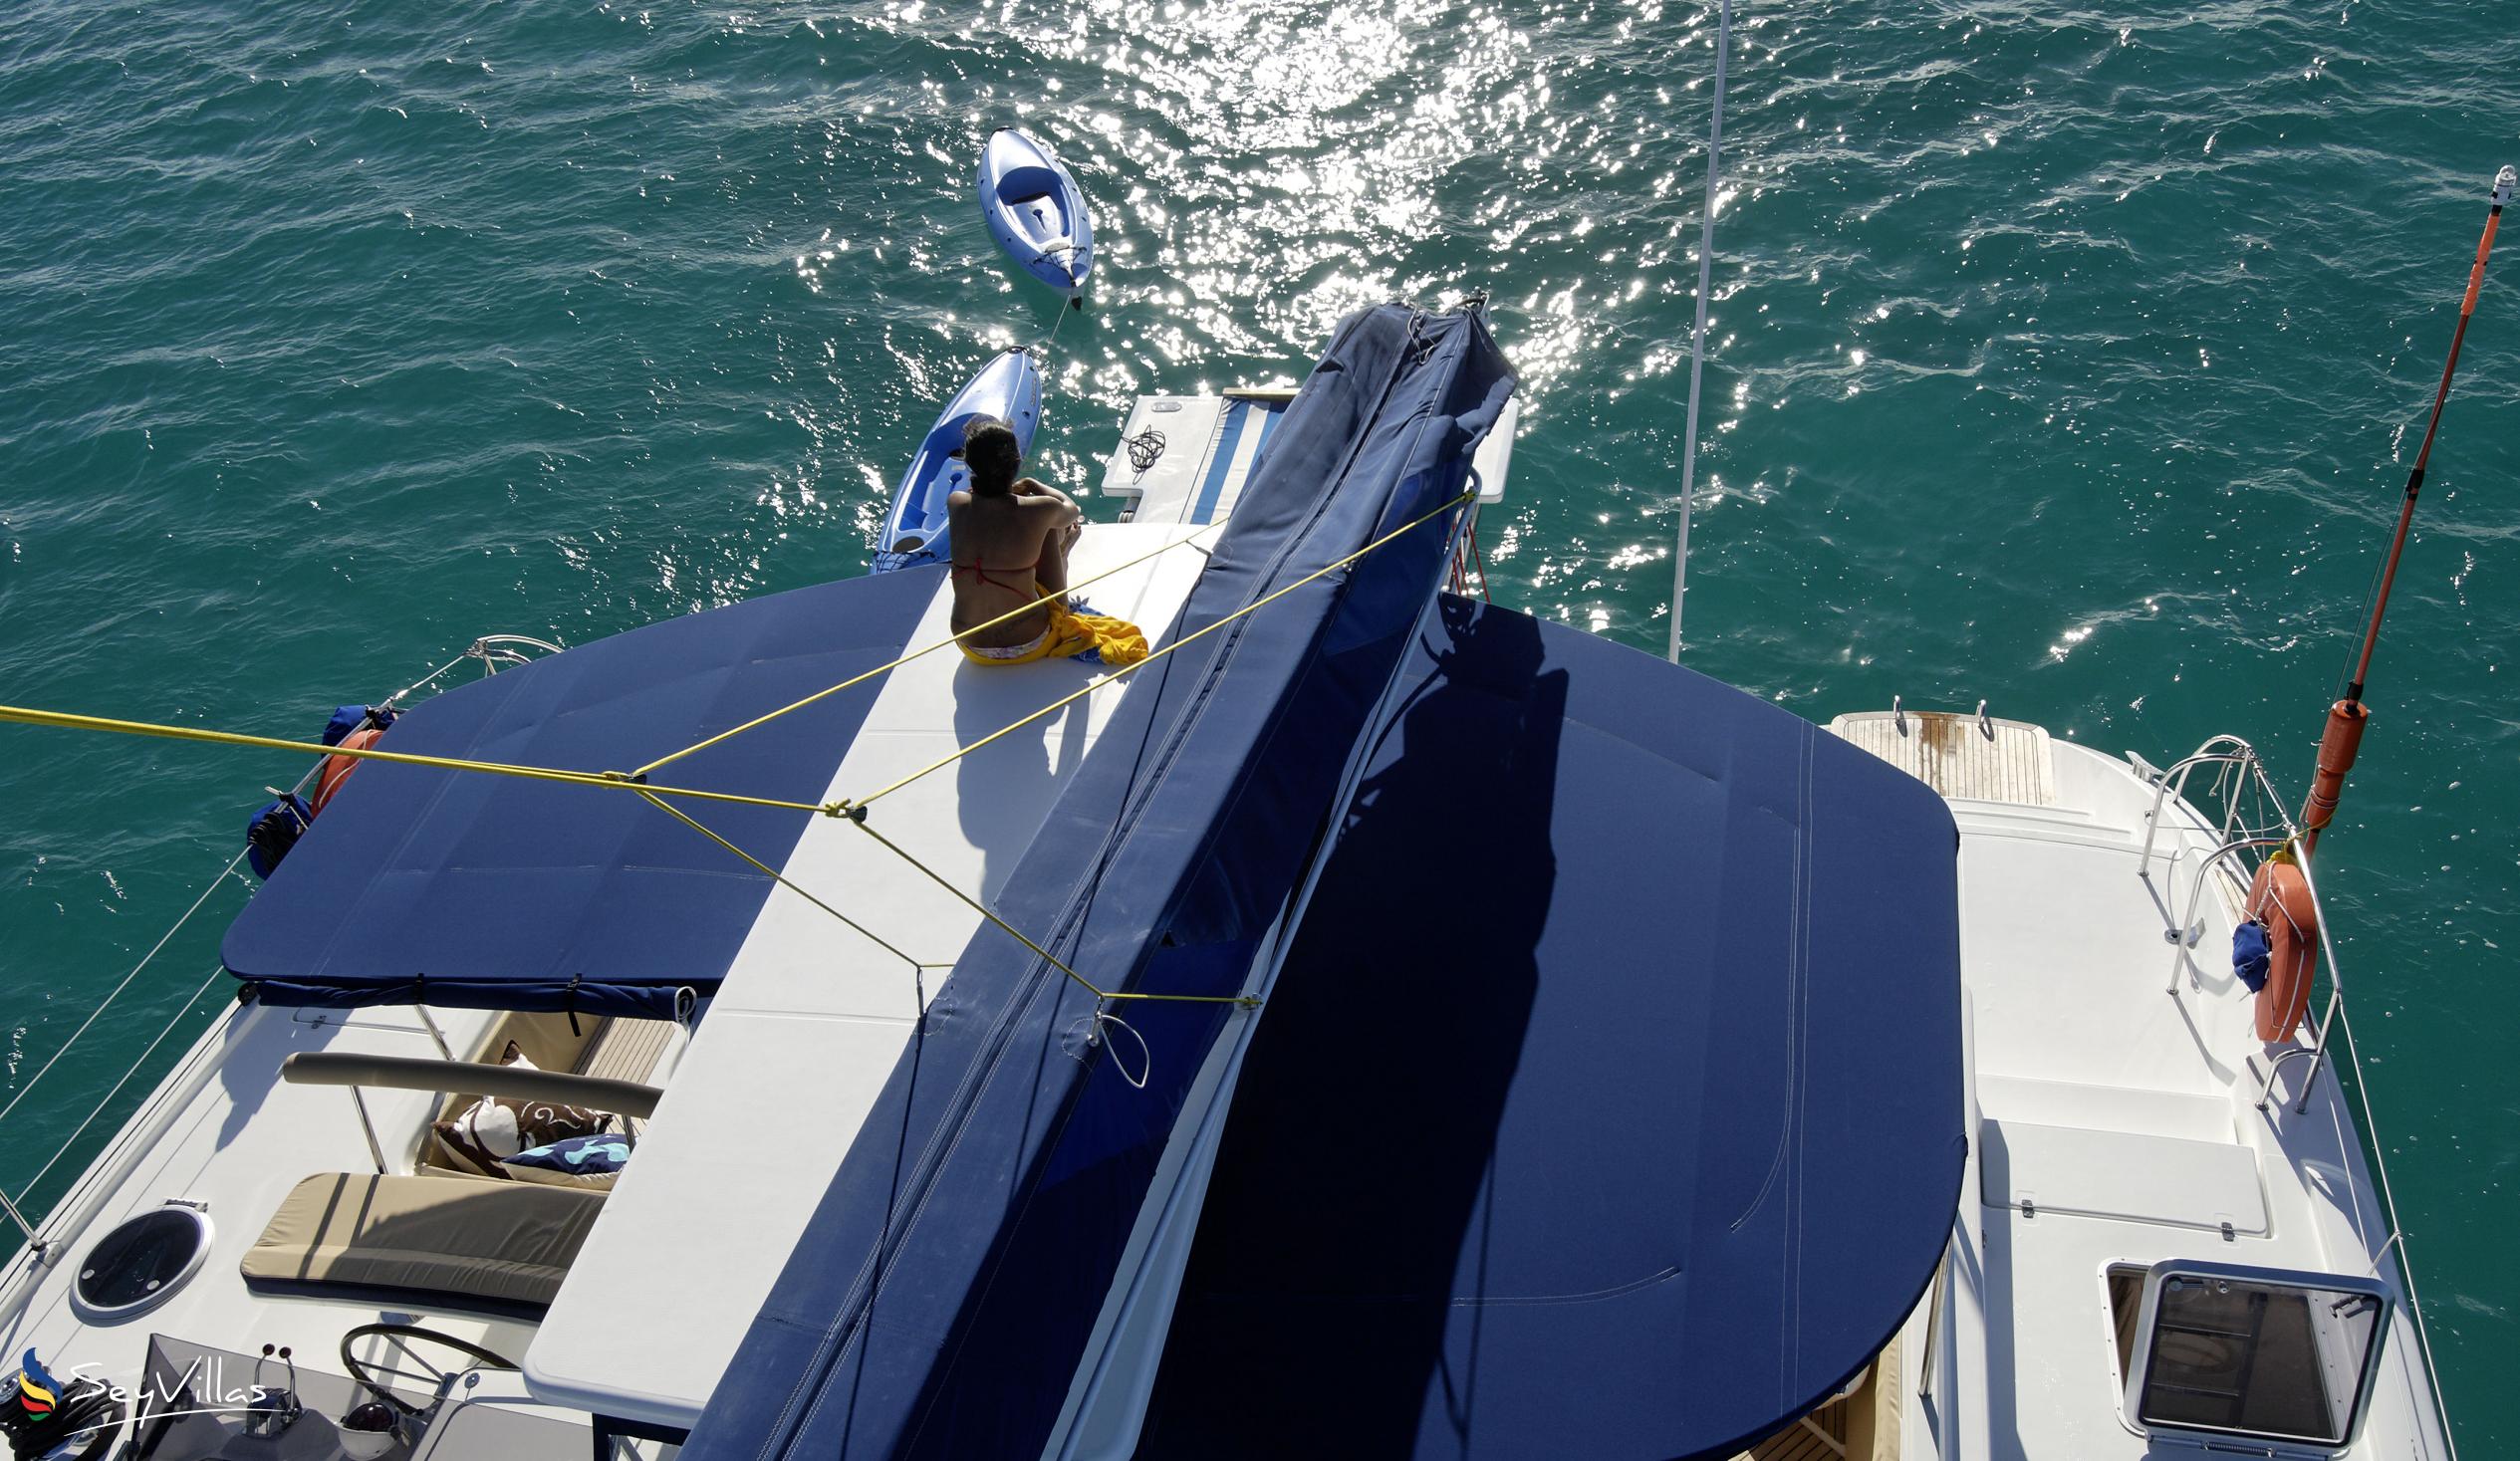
<box><xmin>431</xmin><ymin>1042</ymin><xmax>617</xmax><ymax>1178</ymax></box>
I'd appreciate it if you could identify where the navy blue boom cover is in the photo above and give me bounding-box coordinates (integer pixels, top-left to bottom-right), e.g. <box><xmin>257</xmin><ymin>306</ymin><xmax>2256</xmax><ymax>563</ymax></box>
<box><xmin>1136</xmin><ymin>597</ymin><xmax>1966</xmax><ymax>1460</ymax></box>
<box><xmin>682</xmin><ymin>304</ymin><xmax>1516</xmax><ymax>1459</ymax></box>
<box><xmin>220</xmin><ymin>567</ymin><xmax>937</xmax><ymax>1019</ymax></box>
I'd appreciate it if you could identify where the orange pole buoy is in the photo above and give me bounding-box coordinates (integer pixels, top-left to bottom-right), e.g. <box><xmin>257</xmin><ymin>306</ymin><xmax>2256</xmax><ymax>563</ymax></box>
<box><xmin>2296</xmin><ymin>699</ymin><xmax>2368</xmax><ymax>857</ymax></box>
<box><xmin>2252</xmin><ymin>167</ymin><xmax>2509</xmax><ymax>1043</ymax></box>
<box><xmin>2295</xmin><ymin>165</ymin><xmax>2510</xmax><ymax>842</ymax></box>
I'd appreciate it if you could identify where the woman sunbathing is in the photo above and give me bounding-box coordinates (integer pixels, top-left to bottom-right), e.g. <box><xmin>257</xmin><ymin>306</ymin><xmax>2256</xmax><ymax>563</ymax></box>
<box><xmin>946</xmin><ymin>418</ymin><xmax>1147</xmax><ymax>667</ymax></box>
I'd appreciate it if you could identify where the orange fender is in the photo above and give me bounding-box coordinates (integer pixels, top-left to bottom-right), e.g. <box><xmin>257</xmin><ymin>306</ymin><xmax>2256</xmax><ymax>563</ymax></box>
<box><xmin>311</xmin><ymin>726</ymin><xmax>384</xmax><ymax>817</ymax></box>
<box><xmin>2246</xmin><ymin>857</ymin><xmax>2318</xmax><ymax>1042</ymax></box>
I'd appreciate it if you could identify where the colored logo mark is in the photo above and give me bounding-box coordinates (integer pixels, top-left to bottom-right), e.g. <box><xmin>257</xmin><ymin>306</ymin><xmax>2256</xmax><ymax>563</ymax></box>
<box><xmin>17</xmin><ymin>1351</ymin><xmax>59</xmax><ymax>1415</ymax></box>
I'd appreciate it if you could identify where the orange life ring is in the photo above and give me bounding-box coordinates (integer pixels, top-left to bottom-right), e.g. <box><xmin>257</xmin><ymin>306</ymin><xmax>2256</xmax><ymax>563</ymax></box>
<box><xmin>2245</xmin><ymin>857</ymin><xmax>2318</xmax><ymax>1042</ymax></box>
<box><xmin>311</xmin><ymin>727</ymin><xmax>383</xmax><ymax>817</ymax></box>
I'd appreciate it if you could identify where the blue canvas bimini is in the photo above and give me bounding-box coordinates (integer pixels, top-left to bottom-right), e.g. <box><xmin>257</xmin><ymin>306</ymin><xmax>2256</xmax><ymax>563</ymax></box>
<box><xmin>1134</xmin><ymin>596</ymin><xmax>1966</xmax><ymax>1460</ymax></box>
<box><xmin>682</xmin><ymin>302</ymin><xmax>1518</xmax><ymax>1460</ymax></box>
<box><xmin>219</xmin><ymin>566</ymin><xmax>938</xmax><ymax>1020</ymax></box>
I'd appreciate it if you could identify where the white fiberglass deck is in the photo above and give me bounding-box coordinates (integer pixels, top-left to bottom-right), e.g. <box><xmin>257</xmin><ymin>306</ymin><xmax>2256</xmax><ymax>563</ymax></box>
<box><xmin>0</xmin><ymin>995</ymin><xmax>611</xmax><ymax>1450</ymax></box>
<box><xmin>525</xmin><ymin>522</ymin><xmax>1211</xmax><ymax>1426</ymax></box>
<box><xmin>1826</xmin><ymin>713</ymin><xmax>2450</xmax><ymax>1461</ymax></box>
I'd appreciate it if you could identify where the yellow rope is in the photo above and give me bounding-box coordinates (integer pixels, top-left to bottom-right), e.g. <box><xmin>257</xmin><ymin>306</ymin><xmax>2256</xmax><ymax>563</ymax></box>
<box><xmin>0</xmin><ymin>705</ymin><xmax>834</xmax><ymax>817</ymax></box>
<box><xmin>846</xmin><ymin>817</ymin><xmax>1260</xmax><ymax>1009</ymax></box>
<box><xmin>0</xmin><ymin>490</ymin><xmax>1465</xmax><ymax>1018</ymax></box>
<box><xmin>849</xmin><ymin>488</ymin><xmax>1473</xmax><ymax>811</ymax></box>
<box><xmin>631</xmin><ymin>790</ymin><xmax>943</xmax><ymax>973</ymax></box>
<box><xmin>631</xmin><ymin>520</ymin><xmax>1227</xmax><ymax>780</ymax></box>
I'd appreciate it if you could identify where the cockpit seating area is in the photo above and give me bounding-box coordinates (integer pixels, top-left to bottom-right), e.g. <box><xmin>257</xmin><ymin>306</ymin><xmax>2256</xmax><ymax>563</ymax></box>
<box><xmin>243</xmin><ymin>1010</ymin><xmax>680</xmax><ymax>1318</ymax></box>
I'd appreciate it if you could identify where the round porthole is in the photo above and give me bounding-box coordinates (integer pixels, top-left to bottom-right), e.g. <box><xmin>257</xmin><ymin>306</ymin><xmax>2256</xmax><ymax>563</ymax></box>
<box><xmin>70</xmin><ymin>1203</ymin><xmax>211</xmax><ymax>1324</ymax></box>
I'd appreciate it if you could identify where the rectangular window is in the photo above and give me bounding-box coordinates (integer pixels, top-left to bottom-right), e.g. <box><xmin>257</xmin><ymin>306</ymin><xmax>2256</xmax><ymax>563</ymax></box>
<box><xmin>2124</xmin><ymin>1263</ymin><xmax>2389</xmax><ymax>1449</ymax></box>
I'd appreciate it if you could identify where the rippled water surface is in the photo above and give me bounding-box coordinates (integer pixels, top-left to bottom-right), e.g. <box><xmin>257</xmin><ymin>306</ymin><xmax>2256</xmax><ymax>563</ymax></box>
<box><xmin>4</xmin><ymin>0</ymin><xmax>2515</xmax><ymax>1444</ymax></box>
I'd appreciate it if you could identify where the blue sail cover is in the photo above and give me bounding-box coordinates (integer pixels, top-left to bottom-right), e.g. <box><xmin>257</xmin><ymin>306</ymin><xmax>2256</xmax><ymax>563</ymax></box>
<box><xmin>220</xmin><ymin>568</ymin><xmax>938</xmax><ymax>1019</ymax></box>
<box><xmin>1135</xmin><ymin>598</ymin><xmax>1966</xmax><ymax>1460</ymax></box>
<box><xmin>684</xmin><ymin>304</ymin><xmax>1517</xmax><ymax>1460</ymax></box>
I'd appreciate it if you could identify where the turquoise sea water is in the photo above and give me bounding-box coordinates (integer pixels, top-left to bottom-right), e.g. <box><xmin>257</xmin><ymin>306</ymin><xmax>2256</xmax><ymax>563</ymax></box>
<box><xmin>3</xmin><ymin>0</ymin><xmax>2513</xmax><ymax>1444</ymax></box>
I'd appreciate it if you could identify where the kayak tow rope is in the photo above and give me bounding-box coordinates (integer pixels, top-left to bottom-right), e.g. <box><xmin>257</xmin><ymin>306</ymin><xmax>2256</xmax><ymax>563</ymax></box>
<box><xmin>0</xmin><ymin>490</ymin><xmax>1471</xmax><ymax>1024</ymax></box>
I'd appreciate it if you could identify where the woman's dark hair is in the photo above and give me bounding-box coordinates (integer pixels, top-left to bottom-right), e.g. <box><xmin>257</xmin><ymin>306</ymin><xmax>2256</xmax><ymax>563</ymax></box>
<box><xmin>962</xmin><ymin>417</ymin><xmax>1022</xmax><ymax>497</ymax></box>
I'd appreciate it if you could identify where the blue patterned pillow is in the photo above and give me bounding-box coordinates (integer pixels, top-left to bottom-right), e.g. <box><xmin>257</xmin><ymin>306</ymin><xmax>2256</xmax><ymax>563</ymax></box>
<box><xmin>498</xmin><ymin>1134</ymin><xmax>633</xmax><ymax>1189</ymax></box>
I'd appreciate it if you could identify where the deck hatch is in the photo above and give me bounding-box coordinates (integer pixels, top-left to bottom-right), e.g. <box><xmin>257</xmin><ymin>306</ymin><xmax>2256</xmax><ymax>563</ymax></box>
<box><xmin>2122</xmin><ymin>1260</ymin><xmax>2391</xmax><ymax>1452</ymax></box>
<box><xmin>70</xmin><ymin>1201</ymin><xmax>211</xmax><ymax>1324</ymax></box>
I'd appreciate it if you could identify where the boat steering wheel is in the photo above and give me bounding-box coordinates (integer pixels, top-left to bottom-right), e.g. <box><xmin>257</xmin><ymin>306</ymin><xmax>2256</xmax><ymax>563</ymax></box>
<box><xmin>339</xmin><ymin>1324</ymin><xmax>520</xmax><ymax>1417</ymax></box>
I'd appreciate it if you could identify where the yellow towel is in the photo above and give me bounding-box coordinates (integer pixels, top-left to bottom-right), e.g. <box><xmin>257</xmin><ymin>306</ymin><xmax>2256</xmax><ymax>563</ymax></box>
<box><xmin>959</xmin><ymin>592</ymin><xmax>1148</xmax><ymax>668</ymax></box>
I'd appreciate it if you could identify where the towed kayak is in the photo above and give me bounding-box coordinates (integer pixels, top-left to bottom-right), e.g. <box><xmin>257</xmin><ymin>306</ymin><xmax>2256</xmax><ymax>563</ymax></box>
<box><xmin>873</xmin><ymin>346</ymin><xmax>1043</xmax><ymax>573</ymax></box>
<box><xmin>980</xmin><ymin>127</ymin><xmax>1093</xmax><ymax>298</ymax></box>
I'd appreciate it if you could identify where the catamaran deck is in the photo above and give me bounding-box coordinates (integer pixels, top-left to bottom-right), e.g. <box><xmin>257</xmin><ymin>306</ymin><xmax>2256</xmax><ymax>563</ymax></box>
<box><xmin>0</xmin><ymin>993</ymin><xmax>608</xmax><ymax>1450</ymax></box>
<box><xmin>1828</xmin><ymin>711</ymin><xmax>2451</xmax><ymax>1461</ymax></box>
<box><xmin>534</xmin><ymin>381</ymin><xmax>1522</xmax><ymax>1426</ymax></box>
<box><xmin>0</xmin><ymin>358</ymin><xmax>1527</xmax><ymax>1456</ymax></box>
<box><xmin>526</xmin><ymin>522</ymin><xmax>1212</xmax><ymax>1426</ymax></box>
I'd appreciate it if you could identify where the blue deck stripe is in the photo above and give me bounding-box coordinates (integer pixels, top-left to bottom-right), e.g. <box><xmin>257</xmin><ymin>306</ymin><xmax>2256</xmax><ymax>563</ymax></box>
<box><xmin>1190</xmin><ymin>401</ymin><xmax>1249</xmax><ymax>525</ymax></box>
<box><xmin>1247</xmin><ymin>404</ymin><xmax>1283</xmax><ymax>479</ymax></box>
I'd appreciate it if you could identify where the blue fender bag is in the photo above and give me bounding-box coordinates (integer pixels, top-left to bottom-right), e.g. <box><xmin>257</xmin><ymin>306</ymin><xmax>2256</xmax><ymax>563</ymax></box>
<box><xmin>245</xmin><ymin>795</ymin><xmax>314</xmax><ymax>879</ymax></box>
<box><xmin>2232</xmin><ymin>918</ymin><xmax>2272</xmax><ymax>993</ymax></box>
<box><xmin>322</xmin><ymin>703</ymin><xmax>397</xmax><ymax>747</ymax></box>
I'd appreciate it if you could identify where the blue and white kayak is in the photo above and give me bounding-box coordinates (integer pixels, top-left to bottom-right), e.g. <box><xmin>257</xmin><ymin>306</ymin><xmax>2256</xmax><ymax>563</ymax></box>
<box><xmin>873</xmin><ymin>346</ymin><xmax>1044</xmax><ymax>573</ymax></box>
<box><xmin>980</xmin><ymin>127</ymin><xmax>1093</xmax><ymax>298</ymax></box>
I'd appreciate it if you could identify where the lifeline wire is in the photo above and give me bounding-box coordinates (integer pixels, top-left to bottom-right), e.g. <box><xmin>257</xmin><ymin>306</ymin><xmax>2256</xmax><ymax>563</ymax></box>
<box><xmin>0</xmin><ymin>704</ymin><xmax>375</xmax><ymax>1241</ymax></box>
<box><xmin>2335</xmin><ymin>1001</ymin><xmax>2463</xmax><ymax>1461</ymax></box>
<box><xmin>0</xmin><ymin>845</ymin><xmax>253</xmax><ymax>1136</ymax></box>
<box><xmin>9</xmin><ymin>963</ymin><xmax>230</xmax><ymax>1224</ymax></box>
<box><xmin>1667</xmin><ymin>0</ymin><xmax>1732</xmax><ymax>661</ymax></box>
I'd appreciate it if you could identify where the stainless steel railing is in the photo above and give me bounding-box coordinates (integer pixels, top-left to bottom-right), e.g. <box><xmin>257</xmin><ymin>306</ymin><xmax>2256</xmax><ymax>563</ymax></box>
<box><xmin>2135</xmin><ymin>731</ymin><xmax>2459</xmax><ymax>1458</ymax></box>
<box><xmin>0</xmin><ymin>633</ymin><xmax>562</xmax><ymax>1262</ymax></box>
<box><xmin>2134</xmin><ymin>737</ymin><xmax>2345</xmax><ymax>1115</ymax></box>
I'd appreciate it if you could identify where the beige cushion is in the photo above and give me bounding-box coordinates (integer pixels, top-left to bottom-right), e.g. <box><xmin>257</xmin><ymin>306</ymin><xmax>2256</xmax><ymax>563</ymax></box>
<box><xmin>242</xmin><ymin>1173</ymin><xmax>605</xmax><ymax>1314</ymax></box>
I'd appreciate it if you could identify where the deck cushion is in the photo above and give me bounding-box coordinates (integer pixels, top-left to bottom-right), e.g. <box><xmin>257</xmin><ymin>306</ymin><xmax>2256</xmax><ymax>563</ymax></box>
<box><xmin>242</xmin><ymin>1173</ymin><xmax>605</xmax><ymax>1314</ymax></box>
